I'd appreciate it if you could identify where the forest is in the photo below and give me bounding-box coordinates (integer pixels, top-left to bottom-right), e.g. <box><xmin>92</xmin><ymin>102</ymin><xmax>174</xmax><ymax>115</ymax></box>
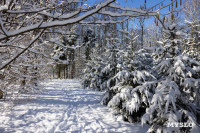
<box><xmin>0</xmin><ymin>0</ymin><xmax>200</xmax><ymax>133</ymax></box>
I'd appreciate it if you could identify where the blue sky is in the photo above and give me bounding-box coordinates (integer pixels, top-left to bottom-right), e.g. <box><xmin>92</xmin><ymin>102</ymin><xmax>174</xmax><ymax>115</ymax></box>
<box><xmin>87</xmin><ymin>0</ymin><xmax>184</xmax><ymax>28</ymax></box>
<box><xmin>118</xmin><ymin>0</ymin><xmax>184</xmax><ymax>27</ymax></box>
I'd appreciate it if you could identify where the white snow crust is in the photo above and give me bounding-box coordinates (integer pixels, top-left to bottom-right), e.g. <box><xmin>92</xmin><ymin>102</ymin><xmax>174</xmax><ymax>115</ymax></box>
<box><xmin>0</xmin><ymin>79</ymin><xmax>148</xmax><ymax>133</ymax></box>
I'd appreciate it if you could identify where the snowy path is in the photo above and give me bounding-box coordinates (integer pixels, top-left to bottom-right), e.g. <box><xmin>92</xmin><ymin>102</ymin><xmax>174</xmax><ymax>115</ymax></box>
<box><xmin>0</xmin><ymin>79</ymin><xmax>148</xmax><ymax>133</ymax></box>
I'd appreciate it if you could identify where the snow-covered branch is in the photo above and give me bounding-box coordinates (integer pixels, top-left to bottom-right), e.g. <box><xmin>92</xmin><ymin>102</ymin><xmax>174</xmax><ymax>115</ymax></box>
<box><xmin>99</xmin><ymin>10</ymin><xmax>156</xmax><ymax>17</ymax></box>
<box><xmin>0</xmin><ymin>29</ymin><xmax>45</xmax><ymax>70</ymax></box>
<box><xmin>0</xmin><ymin>0</ymin><xmax>115</xmax><ymax>42</ymax></box>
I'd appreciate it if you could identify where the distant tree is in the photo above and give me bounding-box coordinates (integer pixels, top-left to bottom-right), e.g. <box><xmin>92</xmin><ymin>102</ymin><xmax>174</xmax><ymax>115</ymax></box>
<box><xmin>51</xmin><ymin>26</ymin><xmax>77</xmax><ymax>79</ymax></box>
<box><xmin>83</xmin><ymin>29</ymin><xmax>96</xmax><ymax>60</ymax></box>
<box><xmin>183</xmin><ymin>0</ymin><xmax>200</xmax><ymax>46</ymax></box>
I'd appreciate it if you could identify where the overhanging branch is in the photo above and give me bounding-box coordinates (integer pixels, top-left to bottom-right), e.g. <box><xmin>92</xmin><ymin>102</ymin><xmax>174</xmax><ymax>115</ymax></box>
<box><xmin>0</xmin><ymin>29</ymin><xmax>45</xmax><ymax>70</ymax></box>
<box><xmin>0</xmin><ymin>0</ymin><xmax>115</xmax><ymax>42</ymax></box>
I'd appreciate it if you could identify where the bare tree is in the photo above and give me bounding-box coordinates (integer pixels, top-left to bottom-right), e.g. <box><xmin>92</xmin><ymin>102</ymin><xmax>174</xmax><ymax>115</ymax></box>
<box><xmin>183</xmin><ymin>0</ymin><xmax>200</xmax><ymax>49</ymax></box>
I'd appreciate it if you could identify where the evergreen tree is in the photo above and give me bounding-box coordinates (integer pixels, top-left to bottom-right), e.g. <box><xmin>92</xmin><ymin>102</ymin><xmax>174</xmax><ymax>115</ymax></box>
<box><xmin>51</xmin><ymin>27</ymin><xmax>77</xmax><ymax>78</ymax></box>
<box><xmin>83</xmin><ymin>29</ymin><xmax>96</xmax><ymax>60</ymax></box>
<box><xmin>82</xmin><ymin>33</ymin><xmax>118</xmax><ymax>90</ymax></box>
<box><xmin>82</xmin><ymin>50</ymin><xmax>105</xmax><ymax>90</ymax></box>
<box><xmin>141</xmin><ymin>23</ymin><xmax>200</xmax><ymax>133</ymax></box>
<box><xmin>101</xmin><ymin>47</ymin><xmax>156</xmax><ymax>123</ymax></box>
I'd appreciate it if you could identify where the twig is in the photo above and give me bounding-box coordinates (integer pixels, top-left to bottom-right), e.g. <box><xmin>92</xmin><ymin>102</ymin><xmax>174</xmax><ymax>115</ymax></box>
<box><xmin>0</xmin><ymin>29</ymin><xmax>46</xmax><ymax>70</ymax></box>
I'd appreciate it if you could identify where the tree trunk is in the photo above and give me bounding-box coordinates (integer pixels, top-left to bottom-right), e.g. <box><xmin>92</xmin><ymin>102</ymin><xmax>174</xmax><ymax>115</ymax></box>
<box><xmin>63</xmin><ymin>64</ymin><xmax>65</xmax><ymax>79</ymax></box>
<box><xmin>57</xmin><ymin>64</ymin><xmax>61</xmax><ymax>79</ymax></box>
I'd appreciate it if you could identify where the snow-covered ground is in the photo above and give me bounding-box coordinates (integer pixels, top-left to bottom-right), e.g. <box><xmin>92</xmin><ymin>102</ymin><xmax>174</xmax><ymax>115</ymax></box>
<box><xmin>0</xmin><ymin>79</ymin><xmax>148</xmax><ymax>133</ymax></box>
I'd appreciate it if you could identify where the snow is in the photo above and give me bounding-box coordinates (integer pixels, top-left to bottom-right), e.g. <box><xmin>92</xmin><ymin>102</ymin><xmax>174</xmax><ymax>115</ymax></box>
<box><xmin>0</xmin><ymin>5</ymin><xmax>8</xmax><ymax>12</ymax></box>
<box><xmin>108</xmin><ymin>3</ymin><xmax>156</xmax><ymax>15</ymax></box>
<box><xmin>0</xmin><ymin>79</ymin><xmax>148</xmax><ymax>133</ymax></box>
<box><xmin>39</xmin><ymin>11</ymin><xmax>80</xmax><ymax>19</ymax></box>
<box><xmin>0</xmin><ymin>0</ymin><xmax>115</xmax><ymax>41</ymax></box>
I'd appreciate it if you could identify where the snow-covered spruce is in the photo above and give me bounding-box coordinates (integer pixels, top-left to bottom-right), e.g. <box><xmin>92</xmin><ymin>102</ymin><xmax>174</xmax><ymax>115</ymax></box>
<box><xmin>82</xmin><ymin>54</ymin><xmax>107</xmax><ymax>90</ymax></box>
<box><xmin>101</xmin><ymin>48</ymin><xmax>156</xmax><ymax>123</ymax></box>
<box><xmin>82</xmin><ymin>32</ymin><xmax>121</xmax><ymax>91</ymax></box>
<box><xmin>51</xmin><ymin>30</ymin><xmax>77</xmax><ymax>65</ymax></box>
<box><xmin>81</xmin><ymin>46</ymin><xmax>115</xmax><ymax>90</ymax></box>
<box><xmin>51</xmin><ymin>26</ymin><xmax>78</xmax><ymax>79</ymax></box>
<box><xmin>142</xmin><ymin>23</ymin><xmax>200</xmax><ymax>133</ymax></box>
<box><xmin>81</xmin><ymin>29</ymin><xmax>108</xmax><ymax>90</ymax></box>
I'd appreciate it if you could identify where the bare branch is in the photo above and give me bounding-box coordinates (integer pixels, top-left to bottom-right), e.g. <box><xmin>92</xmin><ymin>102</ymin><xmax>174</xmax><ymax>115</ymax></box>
<box><xmin>0</xmin><ymin>29</ymin><xmax>45</xmax><ymax>70</ymax></box>
<box><xmin>0</xmin><ymin>17</ymin><xmax>8</xmax><ymax>36</ymax></box>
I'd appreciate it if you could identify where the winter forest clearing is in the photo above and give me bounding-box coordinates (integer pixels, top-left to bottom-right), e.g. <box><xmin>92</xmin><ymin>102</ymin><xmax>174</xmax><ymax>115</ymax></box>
<box><xmin>0</xmin><ymin>0</ymin><xmax>200</xmax><ymax>133</ymax></box>
<box><xmin>0</xmin><ymin>79</ymin><xmax>148</xmax><ymax>133</ymax></box>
